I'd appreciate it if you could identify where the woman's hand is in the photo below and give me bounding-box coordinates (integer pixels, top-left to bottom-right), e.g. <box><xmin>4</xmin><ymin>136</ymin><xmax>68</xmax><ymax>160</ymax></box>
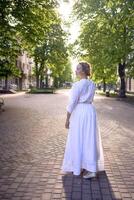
<box><xmin>65</xmin><ymin>112</ymin><xmax>71</xmax><ymax>129</ymax></box>
<box><xmin>65</xmin><ymin>119</ymin><xmax>70</xmax><ymax>129</ymax></box>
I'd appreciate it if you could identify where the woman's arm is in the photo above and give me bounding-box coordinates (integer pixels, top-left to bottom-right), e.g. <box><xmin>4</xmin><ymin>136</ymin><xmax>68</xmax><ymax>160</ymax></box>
<box><xmin>65</xmin><ymin>83</ymin><xmax>80</xmax><ymax>129</ymax></box>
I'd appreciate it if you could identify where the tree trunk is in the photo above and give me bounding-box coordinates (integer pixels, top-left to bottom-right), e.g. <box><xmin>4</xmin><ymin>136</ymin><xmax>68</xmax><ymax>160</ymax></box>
<box><xmin>118</xmin><ymin>62</ymin><xmax>126</xmax><ymax>98</ymax></box>
<box><xmin>5</xmin><ymin>75</ymin><xmax>8</xmax><ymax>90</ymax></box>
<box><xmin>40</xmin><ymin>77</ymin><xmax>43</xmax><ymax>89</ymax></box>
<box><xmin>36</xmin><ymin>74</ymin><xmax>40</xmax><ymax>89</ymax></box>
<box><xmin>46</xmin><ymin>75</ymin><xmax>48</xmax><ymax>88</ymax></box>
<box><xmin>35</xmin><ymin>62</ymin><xmax>40</xmax><ymax>89</ymax></box>
<box><xmin>103</xmin><ymin>78</ymin><xmax>106</xmax><ymax>92</ymax></box>
<box><xmin>19</xmin><ymin>77</ymin><xmax>23</xmax><ymax>90</ymax></box>
<box><xmin>39</xmin><ymin>62</ymin><xmax>45</xmax><ymax>89</ymax></box>
<box><xmin>54</xmin><ymin>77</ymin><xmax>59</xmax><ymax>88</ymax></box>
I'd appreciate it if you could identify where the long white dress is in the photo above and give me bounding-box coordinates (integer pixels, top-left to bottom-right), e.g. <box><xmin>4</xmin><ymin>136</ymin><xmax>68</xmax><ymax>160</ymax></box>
<box><xmin>61</xmin><ymin>79</ymin><xmax>104</xmax><ymax>176</ymax></box>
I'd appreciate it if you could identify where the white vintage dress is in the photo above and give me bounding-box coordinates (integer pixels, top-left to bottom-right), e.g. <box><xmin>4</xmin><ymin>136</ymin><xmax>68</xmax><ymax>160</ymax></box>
<box><xmin>61</xmin><ymin>79</ymin><xmax>104</xmax><ymax>175</ymax></box>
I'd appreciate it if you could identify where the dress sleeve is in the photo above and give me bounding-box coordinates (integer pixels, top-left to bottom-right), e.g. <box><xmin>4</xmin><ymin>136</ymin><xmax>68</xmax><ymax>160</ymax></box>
<box><xmin>90</xmin><ymin>82</ymin><xmax>96</xmax><ymax>102</ymax></box>
<box><xmin>66</xmin><ymin>83</ymin><xmax>80</xmax><ymax>114</ymax></box>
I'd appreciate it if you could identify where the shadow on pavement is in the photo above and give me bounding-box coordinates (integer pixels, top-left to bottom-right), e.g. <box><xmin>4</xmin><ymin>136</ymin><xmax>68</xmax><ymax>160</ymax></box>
<box><xmin>62</xmin><ymin>171</ymin><xmax>118</xmax><ymax>200</ymax></box>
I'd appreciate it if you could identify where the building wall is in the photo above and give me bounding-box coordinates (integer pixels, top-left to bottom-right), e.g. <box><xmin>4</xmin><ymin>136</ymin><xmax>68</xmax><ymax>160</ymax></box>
<box><xmin>0</xmin><ymin>51</ymin><xmax>34</xmax><ymax>90</ymax></box>
<box><xmin>17</xmin><ymin>51</ymin><xmax>34</xmax><ymax>89</ymax></box>
<box><xmin>0</xmin><ymin>77</ymin><xmax>17</xmax><ymax>89</ymax></box>
<box><xmin>126</xmin><ymin>77</ymin><xmax>134</xmax><ymax>92</ymax></box>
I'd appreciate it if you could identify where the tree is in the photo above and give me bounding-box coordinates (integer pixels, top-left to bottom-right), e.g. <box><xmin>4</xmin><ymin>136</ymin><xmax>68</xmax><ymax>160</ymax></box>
<box><xmin>59</xmin><ymin>61</ymin><xmax>73</xmax><ymax>84</ymax></box>
<box><xmin>74</xmin><ymin>0</ymin><xmax>134</xmax><ymax>96</ymax></box>
<box><xmin>0</xmin><ymin>61</ymin><xmax>20</xmax><ymax>90</ymax></box>
<box><xmin>33</xmin><ymin>18</ymin><xmax>70</xmax><ymax>88</ymax></box>
<box><xmin>0</xmin><ymin>0</ymin><xmax>72</xmax><ymax>89</ymax></box>
<box><xmin>0</xmin><ymin>32</ymin><xmax>20</xmax><ymax>89</ymax></box>
<box><xmin>0</xmin><ymin>0</ymin><xmax>58</xmax><ymax>88</ymax></box>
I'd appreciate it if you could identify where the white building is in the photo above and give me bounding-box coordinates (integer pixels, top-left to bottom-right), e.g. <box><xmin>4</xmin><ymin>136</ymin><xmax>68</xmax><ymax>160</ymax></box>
<box><xmin>0</xmin><ymin>51</ymin><xmax>34</xmax><ymax>90</ymax></box>
<box><xmin>126</xmin><ymin>77</ymin><xmax>134</xmax><ymax>92</ymax></box>
<box><xmin>16</xmin><ymin>51</ymin><xmax>34</xmax><ymax>89</ymax></box>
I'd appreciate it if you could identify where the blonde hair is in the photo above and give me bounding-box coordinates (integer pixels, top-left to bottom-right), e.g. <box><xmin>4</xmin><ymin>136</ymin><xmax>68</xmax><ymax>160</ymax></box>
<box><xmin>79</xmin><ymin>61</ymin><xmax>91</xmax><ymax>76</ymax></box>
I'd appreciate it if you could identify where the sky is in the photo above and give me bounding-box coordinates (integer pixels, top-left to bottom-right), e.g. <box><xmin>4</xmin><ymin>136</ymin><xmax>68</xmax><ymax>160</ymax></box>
<box><xmin>58</xmin><ymin>0</ymin><xmax>80</xmax><ymax>75</ymax></box>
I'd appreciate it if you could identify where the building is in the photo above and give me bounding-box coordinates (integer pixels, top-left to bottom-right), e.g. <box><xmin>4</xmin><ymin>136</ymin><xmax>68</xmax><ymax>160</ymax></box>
<box><xmin>126</xmin><ymin>77</ymin><xmax>134</xmax><ymax>92</ymax></box>
<box><xmin>16</xmin><ymin>51</ymin><xmax>34</xmax><ymax>90</ymax></box>
<box><xmin>0</xmin><ymin>51</ymin><xmax>34</xmax><ymax>90</ymax></box>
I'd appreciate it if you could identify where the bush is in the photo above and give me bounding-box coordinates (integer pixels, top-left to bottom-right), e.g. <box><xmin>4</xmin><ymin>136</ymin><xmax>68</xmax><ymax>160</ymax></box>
<box><xmin>29</xmin><ymin>87</ymin><xmax>56</xmax><ymax>94</ymax></box>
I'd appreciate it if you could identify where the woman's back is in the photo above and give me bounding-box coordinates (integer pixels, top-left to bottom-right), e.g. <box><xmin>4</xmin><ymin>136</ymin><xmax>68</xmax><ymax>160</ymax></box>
<box><xmin>76</xmin><ymin>79</ymin><xmax>95</xmax><ymax>103</ymax></box>
<box><xmin>67</xmin><ymin>79</ymin><xmax>96</xmax><ymax>114</ymax></box>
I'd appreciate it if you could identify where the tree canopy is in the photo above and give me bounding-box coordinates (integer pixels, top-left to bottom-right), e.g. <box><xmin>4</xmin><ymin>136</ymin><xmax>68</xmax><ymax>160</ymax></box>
<box><xmin>0</xmin><ymin>0</ymin><xmax>72</xmax><ymax>88</ymax></box>
<box><xmin>73</xmin><ymin>0</ymin><xmax>134</xmax><ymax>91</ymax></box>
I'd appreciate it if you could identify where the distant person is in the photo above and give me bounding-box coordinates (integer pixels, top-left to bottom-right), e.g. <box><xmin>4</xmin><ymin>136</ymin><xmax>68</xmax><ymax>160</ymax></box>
<box><xmin>61</xmin><ymin>62</ymin><xmax>104</xmax><ymax>179</ymax></box>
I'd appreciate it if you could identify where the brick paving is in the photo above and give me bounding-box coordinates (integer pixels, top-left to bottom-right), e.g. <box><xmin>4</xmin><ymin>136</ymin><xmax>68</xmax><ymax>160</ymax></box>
<box><xmin>0</xmin><ymin>90</ymin><xmax>134</xmax><ymax>200</ymax></box>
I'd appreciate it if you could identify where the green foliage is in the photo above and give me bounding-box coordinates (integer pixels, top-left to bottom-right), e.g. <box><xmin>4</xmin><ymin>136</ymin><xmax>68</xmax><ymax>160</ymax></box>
<box><xmin>0</xmin><ymin>0</ymin><xmax>59</xmax><ymax>80</ymax></box>
<box><xmin>30</xmin><ymin>87</ymin><xmax>55</xmax><ymax>94</ymax></box>
<box><xmin>33</xmin><ymin>17</ymin><xmax>70</xmax><ymax>88</ymax></box>
<box><xmin>74</xmin><ymin>0</ymin><xmax>134</xmax><ymax>83</ymax></box>
<box><xmin>56</xmin><ymin>61</ymin><xmax>73</xmax><ymax>85</ymax></box>
<box><xmin>0</xmin><ymin>0</ymin><xmax>72</xmax><ymax>88</ymax></box>
<box><xmin>0</xmin><ymin>31</ymin><xmax>20</xmax><ymax>77</ymax></box>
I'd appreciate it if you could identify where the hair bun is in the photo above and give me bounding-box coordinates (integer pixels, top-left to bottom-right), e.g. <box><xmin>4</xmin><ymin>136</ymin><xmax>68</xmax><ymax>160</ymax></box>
<box><xmin>79</xmin><ymin>61</ymin><xmax>91</xmax><ymax>76</ymax></box>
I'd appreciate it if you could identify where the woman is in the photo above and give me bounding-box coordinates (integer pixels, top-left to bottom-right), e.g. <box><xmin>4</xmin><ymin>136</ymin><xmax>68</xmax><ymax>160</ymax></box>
<box><xmin>61</xmin><ymin>62</ymin><xmax>104</xmax><ymax>179</ymax></box>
